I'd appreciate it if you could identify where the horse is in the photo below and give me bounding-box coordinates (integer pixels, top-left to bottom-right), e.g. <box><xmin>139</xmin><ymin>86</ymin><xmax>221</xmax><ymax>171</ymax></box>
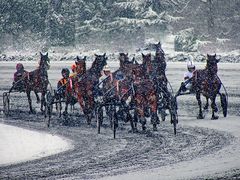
<box><xmin>62</xmin><ymin>56</ymin><xmax>87</xmax><ymax>117</ymax></box>
<box><xmin>75</xmin><ymin>53</ymin><xmax>107</xmax><ymax>125</ymax></box>
<box><xmin>100</xmin><ymin>53</ymin><xmax>136</xmax><ymax>132</ymax></box>
<box><xmin>24</xmin><ymin>52</ymin><xmax>50</xmax><ymax>113</ymax></box>
<box><xmin>132</xmin><ymin>53</ymin><xmax>159</xmax><ymax>131</ymax></box>
<box><xmin>192</xmin><ymin>54</ymin><xmax>227</xmax><ymax>119</ymax></box>
<box><xmin>143</xmin><ymin>43</ymin><xmax>172</xmax><ymax>119</ymax></box>
<box><xmin>142</xmin><ymin>50</ymin><xmax>178</xmax><ymax>134</ymax></box>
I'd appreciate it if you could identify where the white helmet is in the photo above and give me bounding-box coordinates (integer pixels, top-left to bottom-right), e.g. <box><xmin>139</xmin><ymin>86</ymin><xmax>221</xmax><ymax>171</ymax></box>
<box><xmin>103</xmin><ymin>65</ymin><xmax>111</xmax><ymax>71</ymax></box>
<box><xmin>187</xmin><ymin>60</ymin><xmax>195</xmax><ymax>69</ymax></box>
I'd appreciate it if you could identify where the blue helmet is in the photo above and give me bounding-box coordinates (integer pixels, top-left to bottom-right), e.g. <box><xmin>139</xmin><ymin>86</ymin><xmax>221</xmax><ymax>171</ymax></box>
<box><xmin>115</xmin><ymin>71</ymin><xmax>124</xmax><ymax>80</ymax></box>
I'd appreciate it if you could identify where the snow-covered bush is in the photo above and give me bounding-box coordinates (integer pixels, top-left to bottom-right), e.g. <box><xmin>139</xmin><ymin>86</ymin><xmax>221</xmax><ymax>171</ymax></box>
<box><xmin>174</xmin><ymin>28</ymin><xmax>198</xmax><ymax>52</ymax></box>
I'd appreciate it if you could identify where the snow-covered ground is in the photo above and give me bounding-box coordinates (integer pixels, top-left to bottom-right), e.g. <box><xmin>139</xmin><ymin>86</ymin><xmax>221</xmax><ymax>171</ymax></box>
<box><xmin>0</xmin><ymin>60</ymin><xmax>239</xmax><ymax>179</ymax></box>
<box><xmin>0</xmin><ymin>123</ymin><xmax>73</xmax><ymax>166</ymax></box>
<box><xmin>101</xmin><ymin>116</ymin><xmax>240</xmax><ymax>180</ymax></box>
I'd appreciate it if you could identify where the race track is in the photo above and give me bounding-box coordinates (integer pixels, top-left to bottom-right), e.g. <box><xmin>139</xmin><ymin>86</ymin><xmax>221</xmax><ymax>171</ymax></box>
<box><xmin>0</xmin><ymin>60</ymin><xmax>239</xmax><ymax>180</ymax></box>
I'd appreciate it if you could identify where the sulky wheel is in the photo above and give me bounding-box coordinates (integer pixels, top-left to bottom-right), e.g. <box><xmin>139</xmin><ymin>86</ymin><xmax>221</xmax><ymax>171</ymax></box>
<box><xmin>3</xmin><ymin>92</ymin><xmax>10</xmax><ymax>116</ymax></box>
<box><xmin>109</xmin><ymin>105</ymin><xmax>117</xmax><ymax>139</ymax></box>
<box><xmin>96</xmin><ymin>106</ymin><xmax>103</xmax><ymax>134</ymax></box>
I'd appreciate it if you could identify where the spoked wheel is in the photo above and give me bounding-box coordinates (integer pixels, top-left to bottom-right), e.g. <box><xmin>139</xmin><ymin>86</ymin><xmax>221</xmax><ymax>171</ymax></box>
<box><xmin>96</xmin><ymin>107</ymin><xmax>100</xmax><ymax>134</ymax></box>
<box><xmin>3</xmin><ymin>92</ymin><xmax>10</xmax><ymax>116</ymax></box>
<box><xmin>110</xmin><ymin>105</ymin><xmax>118</xmax><ymax>139</ymax></box>
<box><xmin>96</xmin><ymin>106</ymin><xmax>103</xmax><ymax>134</ymax></box>
<box><xmin>220</xmin><ymin>93</ymin><xmax>228</xmax><ymax>117</ymax></box>
<box><xmin>112</xmin><ymin>112</ymin><xmax>117</xmax><ymax>139</ymax></box>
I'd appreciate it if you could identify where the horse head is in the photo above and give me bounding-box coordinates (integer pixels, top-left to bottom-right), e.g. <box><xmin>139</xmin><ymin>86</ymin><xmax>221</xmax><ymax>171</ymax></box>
<box><xmin>75</xmin><ymin>56</ymin><xmax>86</xmax><ymax>75</ymax></box>
<box><xmin>119</xmin><ymin>53</ymin><xmax>130</xmax><ymax>67</ymax></box>
<box><xmin>206</xmin><ymin>54</ymin><xmax>219</xmax><ymax>74</ymax></box>
<box><xmin>154</xmin><ymin>42</ymin><xmax>165</xmax><ymax>61</ymax></box>
<box><xmin>142</xmin><ymin>53</ymin><xmax>153</xmax><ymax>74</ymax></box>
<box><xmin>91</xmin><ymin>53</ymin><xmax>108</xmax><ymax>77</ymax></box>
<box><xmin>39</xmin><ymin>52</ymin><xmax>50</xmax><ymax>70</ymax></box>
<box><xmin>132</xmin><ymin>63</ymin><xmax>145</xmax><ymax>80</ymax></box>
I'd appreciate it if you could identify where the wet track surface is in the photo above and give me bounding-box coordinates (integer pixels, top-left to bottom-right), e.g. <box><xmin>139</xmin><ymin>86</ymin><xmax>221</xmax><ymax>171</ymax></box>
<box><xmin>0</xmin><ymin>61</ymin><xmax>240</xmax><ymax>179</ymax></box>
<box><xmin>0</xmin><ymin>114</ymin><xmax>234</xmax><ymax>179</ymax></box>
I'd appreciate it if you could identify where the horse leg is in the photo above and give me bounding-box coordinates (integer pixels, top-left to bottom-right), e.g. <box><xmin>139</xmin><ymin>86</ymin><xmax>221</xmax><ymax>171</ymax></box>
<box><xmin>121</xmin><ymin>99</ymin><xmax>136</xmax><ymax>133</ymax></box>
<box><xmin>133</xmin><ymin>109</ymin><xmax>138</xmax><ymax>131</ymax></box>
<box><xmin>138</xmin><ymin>104</ymin><xmax>146</xmax><ymax>131</ymax></box>
<box><xmin>149</xmin><ymin>91</ymin><xmax>158</xmax><ymax>131</ymax></box>
<box><xmin>40</xmin><ymin>92</ymin><xmax>46</xmax><ymax>113</ymax></box>
<box><xmin>77</xmin><ymin>93</ymin><xmax>85</xmax><ymax>113</ymax></box>
<box><xmin>204</xmin><ymin>97</ymin><xmax>209</xmax><ymax>110</ymax></box>
<box><xmin>196</xmin><ymin>92</ymin><xmax>204</xmax><ymax>119</ymax></box>
<box><xmin>26</xmin><ymin>91</ymin><xmax>35</xmax><ymax>114</ymax></box>
<box><xmin>211</xmin><ymin>95</ymin><xmax>219</xmax><ymax>120</ymax></box>
<box><xmin>83</xmin><ymin>95</ymin><xmax>93</xmax><ymax>125</ymax></box>
<box><xmin>34</xmin><ymin>91</ymin><xmax>40</xmax><ymax>104</ymax></box>
<box><xmin>63</xmin><ymin>101</ymin><xmax>69</xmax><ymax>116</ymax></box>
<box><xmin>135</xmin><ymin>94</ymin><xmax>146</xmax><ymax>131</ymax></box>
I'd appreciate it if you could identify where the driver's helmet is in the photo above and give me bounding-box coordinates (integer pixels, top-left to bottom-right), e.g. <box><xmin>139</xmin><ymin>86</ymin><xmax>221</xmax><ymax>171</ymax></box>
<box><xmin>71</xmin><ymin>64</ymin><xmax>76</xmax><ymax>71</ymax></box>
<box><xmin>103</xmin><ymin>65</ymin><xmax>111</xmax><ymax>72</ymax></box>
<box><xmin>187</xmin><ymin>60</ymin><xmax>195</xmax><ymax>71</ymax></box>
<box><xmin>71</xmin><ymin>64</ymin><xmax>77</xmax><ymax>70</ymax></box>
<box><xmin>16</xmin><ymin>63</ymin><xmax>24</xmax><ymax>71</ymax></box>
<box><xmin>61</xmin><ymin>68</ymin><xmax>70</xmax><ymax>77</ymax></box>
<box><xmin>115</xmin><ymin>70</ymin><xmax>124</xmax><ymax>80</ymax></box>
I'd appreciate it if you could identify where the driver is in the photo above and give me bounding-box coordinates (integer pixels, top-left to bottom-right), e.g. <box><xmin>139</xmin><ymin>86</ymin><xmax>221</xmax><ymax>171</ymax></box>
<box><xmin>13</xmin><ymin>63</ymin><xmax>28</xmax><ymax>91</ymax></box>
<box><xmin>176</xmin><ymin>60</ymin><xmax>196</xmax><ymax>96</ymax></box>
<box><xmin>57</xmin><ymin>68</ymin><xmax>70</xmax><ymax>97</ymax></box>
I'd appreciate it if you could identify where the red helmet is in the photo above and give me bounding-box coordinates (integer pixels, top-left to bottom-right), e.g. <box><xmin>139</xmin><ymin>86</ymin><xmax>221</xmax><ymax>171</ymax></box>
<box><xmin>16</xmin><ymin>63</ymin><xmax>24</xmax><ymax>70</ymax></box>
<box><xmin>71</xmin><ymin>64</ymin><xmax>76</xmax><ymax>70</ymax></box>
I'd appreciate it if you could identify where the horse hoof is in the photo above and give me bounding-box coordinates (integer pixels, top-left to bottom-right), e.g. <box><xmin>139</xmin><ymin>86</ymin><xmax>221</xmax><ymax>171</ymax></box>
<box><xmin>62</xmin><ymin>111</ymin><xmax>68</xmax><ymax>116</ymax></box>
<box><xmin>134</xmin><ymin>128</ymin><xmax>138</xmax><ymax>133</ymax></box>
<box><xmin>29</xmin><ymin>110</ymin><xmax>36</xmax><ymax>114</ymax></box>
<box><xmin>153</xmin><ymin>125</ymin><xmax>157</xmax><ymax>131</ymax></box>
<box><xmin>211</xmin><ymin>116</ymin><xmax>219</xmax><ymax>120</ymax></box>
<box><xmin>197</xmin><ymin>114</ymin><xmax>204</xmax><ymax>119</ymax></box>
<box><xmin>142</xmin><ymin>126</ymin><xmax>146</xmax><ymax>131</ymax></box>
<box><xmin>128</xmin><ymin>128</ymin><xmax>137</xmax><ymax>133</ymax></box>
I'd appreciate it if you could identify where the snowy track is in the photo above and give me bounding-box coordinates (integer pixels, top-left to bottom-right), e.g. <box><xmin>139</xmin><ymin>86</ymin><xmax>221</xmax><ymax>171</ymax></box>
<box><xmin>0</xmin><ymin>61</ymin><xmax>240</xmax><ymax>179</ymax></box>
<box><xmin>0</xmin><ymin>116</ymin><xmax>235</xmax><ymax>180</ymax></box>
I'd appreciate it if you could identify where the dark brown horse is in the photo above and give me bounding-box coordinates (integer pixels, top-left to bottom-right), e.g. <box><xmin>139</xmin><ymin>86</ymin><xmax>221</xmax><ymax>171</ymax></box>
<box><xmin>100</xmin><ymin>53</ymin><xmax>136</xmax><ymax>131</ymax></box>
<box><xmin>75</xmin><ymin>53</ymin><xmax>107</xmax><ymax>125</ymax></box>
<box><xmin>63</xmin><ymin>56</ymin><xmax>87</xmax><ymax>116</ymax></box>
<box><xmin>192</xmin><ymin>54</ymin><xmax>227</xmax><ymax>119</ymax></box>
<box><xmin>142</xmin><ymin>50</ymin><xmax>178</xmax><ymax>134</ymax></box>
<box><xmin>132</xmin><ymin>53</ymin><xmax>159</xmax><ymax>131</ymax></box>
<box><xmin>24</xmin><ymin>52</ymin><xmax>50</xmax><ymax>113</ymax></box>
<box><xmin>143</xmin><ymin>43</ymin><xmax>172</xmax><ymax>118</ymax></box>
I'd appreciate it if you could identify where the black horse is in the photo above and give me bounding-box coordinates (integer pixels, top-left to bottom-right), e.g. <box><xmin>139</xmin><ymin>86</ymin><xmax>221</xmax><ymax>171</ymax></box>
<box><xmin>192</xmin><ymin>54</ymin><xmax>227</xmax><ymax>119</ymax></box>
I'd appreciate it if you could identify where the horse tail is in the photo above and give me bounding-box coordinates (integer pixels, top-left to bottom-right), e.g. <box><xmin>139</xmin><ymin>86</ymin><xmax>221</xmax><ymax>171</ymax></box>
<box><xmin>216</xmin><ymin>75</ymin><xmax>228</xmax><ymax>117</ymax></box>
<box><xmin>220</xmin><ymin>93</ymin><xmax>228</xmax><ymax>117</ymax></box>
